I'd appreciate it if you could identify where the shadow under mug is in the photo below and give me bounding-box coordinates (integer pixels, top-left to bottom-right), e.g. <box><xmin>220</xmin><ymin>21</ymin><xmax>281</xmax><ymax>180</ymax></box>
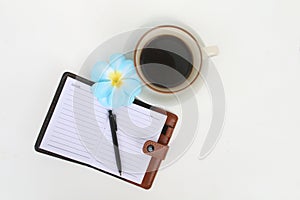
<box><xmin>134</xmin><ymin>25</ymin><xmax>218</xmax><ymax>94</ymax></box>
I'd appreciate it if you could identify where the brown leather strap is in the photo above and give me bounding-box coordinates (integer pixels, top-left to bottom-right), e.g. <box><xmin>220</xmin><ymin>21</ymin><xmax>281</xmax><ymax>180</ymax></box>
<box><xmin>142</xmin><ymin>140</ymin><xmax>169</xmax><ymax>160</ymax></box>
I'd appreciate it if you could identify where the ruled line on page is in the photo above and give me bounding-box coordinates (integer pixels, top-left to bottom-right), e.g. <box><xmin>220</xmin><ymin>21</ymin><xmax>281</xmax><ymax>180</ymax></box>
<box><xmin>57</xmin><ymin>116</ymin><xmax>102</xmax><ymax>137</ymax></box>
<box><xmin>63</xmin><ymin>102</ymin><xmax>106</xmax><ymax>120</ymax></box>
<box><xmin>49</xmin><ymin>139</ymin><xmax>88</xmax><ymax>153</ymax></box>
<box><xmin>55</xmin><ymin>121</ymin><xmax>98</xmax><ymax>141</ymax></box>
<box><xmin>52</xmin><ymin>130</ymin><xmax>95</xmax><ymax>146</ymax></box>
<box><xmin>47</xmin><ymin>144</ymin><xmax>91</xmax><ymax>159</ymax></box>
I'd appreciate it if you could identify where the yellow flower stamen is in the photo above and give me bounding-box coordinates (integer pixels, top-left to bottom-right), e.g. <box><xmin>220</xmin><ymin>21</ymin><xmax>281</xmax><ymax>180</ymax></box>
<box><xmin>108</xmin><ymin>70</ymin><xmax>123</xmax><ymax>88</ymax></box>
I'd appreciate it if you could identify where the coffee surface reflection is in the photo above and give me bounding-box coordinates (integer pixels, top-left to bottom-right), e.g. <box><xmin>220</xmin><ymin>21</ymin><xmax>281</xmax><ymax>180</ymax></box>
<box><xmin>140</xmin><ymin>35</ymin><xmax>193</xmax><ymax>89</ymax></box>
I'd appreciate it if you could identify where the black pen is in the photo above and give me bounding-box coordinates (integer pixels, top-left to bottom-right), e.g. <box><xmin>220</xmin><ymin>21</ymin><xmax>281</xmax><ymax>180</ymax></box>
<box><xmin>108</xmin><ymin>110</ymin><xmax>122</xmax><ymax>176</ymax></box>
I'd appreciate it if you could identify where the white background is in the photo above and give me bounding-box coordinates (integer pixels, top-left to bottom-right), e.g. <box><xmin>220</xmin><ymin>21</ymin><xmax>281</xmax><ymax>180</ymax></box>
<box><xmin>1</xmin><ymin>0</ymin><xmax>300</xmax><ymax>199</ymax></box>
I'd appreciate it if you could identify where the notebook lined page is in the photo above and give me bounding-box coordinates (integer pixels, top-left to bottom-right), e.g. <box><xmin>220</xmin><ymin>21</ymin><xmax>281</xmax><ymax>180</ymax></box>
<box><xmin>40</xmin><ymin>77</ymin><xmax>167</xmax><ymax>184</ymax></box>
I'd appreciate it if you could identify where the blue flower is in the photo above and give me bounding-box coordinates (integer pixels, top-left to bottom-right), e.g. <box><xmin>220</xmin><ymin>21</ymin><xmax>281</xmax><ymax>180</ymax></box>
<box><xmin>91</xmin><ymin>53</ymin><xmax>142</xmax><ymax>108</ymax></box>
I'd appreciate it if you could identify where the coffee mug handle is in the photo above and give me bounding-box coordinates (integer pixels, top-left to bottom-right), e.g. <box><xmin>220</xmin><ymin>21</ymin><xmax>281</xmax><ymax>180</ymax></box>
<box><xmin>202</xmin><ymin>46</ymin><xmax>219</xmax><ymax>57</ymax></box>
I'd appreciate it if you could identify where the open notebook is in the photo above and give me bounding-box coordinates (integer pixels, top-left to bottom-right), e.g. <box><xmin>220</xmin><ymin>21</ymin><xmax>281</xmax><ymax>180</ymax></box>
<box><xmin>35</xmin><ymin>72</ymin><xmax>177</xmax><ymax>188</ymax></box>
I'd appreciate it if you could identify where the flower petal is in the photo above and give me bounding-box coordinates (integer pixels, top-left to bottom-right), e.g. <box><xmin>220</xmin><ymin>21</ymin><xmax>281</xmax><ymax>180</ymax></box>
<box><xmin>109</xmin><ymin>53</ymin><xmax>126</xmax><ymax>70</ymax></box>
<box><xmin>117</xmin><ymin>59</ymin><xmax>134</xmax><ymax>75</ymax></box>
<box><xmin>91</xmin><ymin>61</ymin><xmax>110</xmax><ymax>82</ymax></box>
<box><xmin>97</xmin><ymin>97</ymin><xmax>112</xmax><ymax>109</ymax></box>
<box><xmin>122</xmin><ymin>79</ymin><xmax>142</xmax><ymax>102</ymax></box>
<box><xmin>91</xmin><ymin>81</ymin><xmax>113</xmax><ymax>99</ymax></box>
<box><xmin>123</xmin><ymin>67</ymin><xmax>141</xmax><ymax>80</ymax></box>
<box><xmin>128</xmin><ymin>85</ymin><xmax>142</xmax><ymax>103</ymax></box>
<box><xmin>108</xmin><ymin>88</ymin><xmax>128</xmax><ymax>108</ymax></box>
<box><xmin>103</xmin><ymin>67</ymin><xmax>114</xmax><ymax>80</ymax></box>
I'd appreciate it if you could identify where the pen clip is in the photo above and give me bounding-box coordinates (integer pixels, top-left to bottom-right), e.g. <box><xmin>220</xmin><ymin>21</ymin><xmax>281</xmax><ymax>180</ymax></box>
<box><xmin>108</xmin><ymin>110</ymin><xmax>117</xmax><ymax>131</ymax></box>
<box><xmin>113</xmin><ymin>114</ymin><xmax>117</xmax><ymax>131</ymax></box>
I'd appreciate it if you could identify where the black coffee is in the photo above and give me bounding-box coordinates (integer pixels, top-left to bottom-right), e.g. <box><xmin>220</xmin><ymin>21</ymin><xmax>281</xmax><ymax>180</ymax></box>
<box><xmin>140</xmin><ymin>35</ymin><xmax>193</xmax><ymax>89</ymax></box>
